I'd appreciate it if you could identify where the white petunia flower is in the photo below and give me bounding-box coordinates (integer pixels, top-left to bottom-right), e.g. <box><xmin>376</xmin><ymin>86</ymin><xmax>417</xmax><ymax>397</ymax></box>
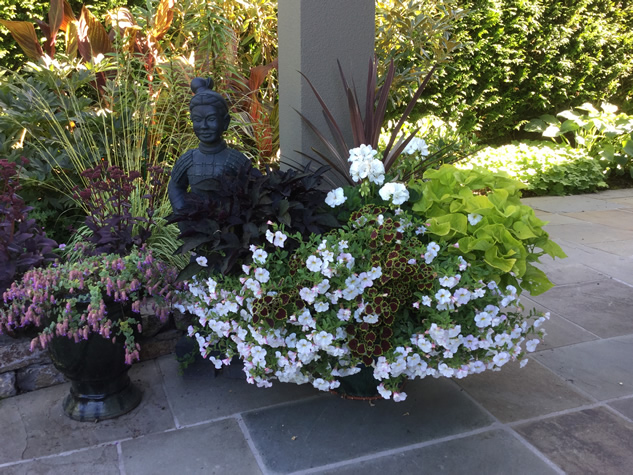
<box><xmin>252</xmin><ymin>249</ymin><xmax>268</xmax><ymax>264</ymax></box>
<box><xmin>196</xmin><ymin>256</ymin><xmax>208</xmax><ymax>267</ymax></box>
<box><xmin>377</xmin><ymin>383</ymin><xmax>392</xmax><ymax>399</ymax></box>
<box><xmin>273</xmin><ymin>231</ymin><xmax>287</xmax><ymax>247</ymax></box>
<box><xmin>493</xmin><ymin>351</ymin><xmax>510</xmax><ymax>367</ymax></box>
<box><xmin>306</xmin><ymin>255</ymin><xmax>323</xmax><ymax>272</ymax></box>
<box><xmin>526</xmin><ymin>339</ymin><xmax>540</xmax><ymax>352</ymax></box>
<box><xmin>468</xmin><ymin>213</ymin><xmax>483</xmax><ymax>226</ymax></box>
<box><xmin>312</xmin><ymin>378</ymin><xmax>331</xmax><ymax>391</ymax></box>
<box><xmin>363</xmin><ymin>314</ymin><xmax>379</xmax><ymax>324</ymax></box>
<box><xmin>314</xmin><ymin>301</ymin><xmax>330</xmax><ymax>313</ymax></box>
<box><xmin>453</xmin><ymin>288</ymin><xmax>471</xmax><ymax>305</ymax></box>
<box><xmin>435</xmin><ymin>289</ymin><xmax>452</xmax><ymax>305</ymax></box>
<box><xmin>254</xmin><ymin>267</ymin><xmax>270</xmax><ymax>283</ymax></box>
<box><xmin>299</xmin><ymin>287</ymin><xmax>317</xmax><ymax>304</ymax></box>
<box><xmin>474</xmin><ymin>311</ymin><xmax>493</xmax><ymax>328</ymax></box>
<box><xmin>316</xmin><ymin>279</ymin><xmax>331</xmax><ymax>294</ymax></box>
<box><xmin>392</xmin><ymin>391</ymin><xmax>408</xmax><ymax>402</ymax></box>
<box><xmin>314</xmin><ymin>331</ymin><xmax>334</xmax><ymax>348</ymax></box>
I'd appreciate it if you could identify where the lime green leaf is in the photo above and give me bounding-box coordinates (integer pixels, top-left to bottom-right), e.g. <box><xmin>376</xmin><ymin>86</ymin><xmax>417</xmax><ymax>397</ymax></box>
<box><xmin>484</xmin><ymin>247</ymin><xmax>516</xmax><ymax>273</ymax></box>
<box><xmin>512</xmin><ymin>221</ymin><xmax>537</xmax><ymax>240</ymax></box>
<box><xmin>521</xmin><ymin>264</ymin><xmax>554</xmax><ymax>296</ymax></box>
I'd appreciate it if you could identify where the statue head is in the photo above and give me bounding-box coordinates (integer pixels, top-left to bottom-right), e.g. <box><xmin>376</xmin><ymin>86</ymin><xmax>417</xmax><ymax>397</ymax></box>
<box><xmin>189</xmin><ymin>77</ymin><xmax>230</xmax><ymax>146</ymax></box>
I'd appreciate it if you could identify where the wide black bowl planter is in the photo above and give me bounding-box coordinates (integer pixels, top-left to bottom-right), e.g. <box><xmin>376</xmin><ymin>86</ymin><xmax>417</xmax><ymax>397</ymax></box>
<box><xmin>47</xmin><ymin>301</ymin><xmax>142</xmax><ymax>422</ymax></box>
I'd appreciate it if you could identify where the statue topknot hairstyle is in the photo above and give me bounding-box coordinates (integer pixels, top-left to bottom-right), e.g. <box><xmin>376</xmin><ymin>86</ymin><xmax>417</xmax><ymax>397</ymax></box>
<box><xmin>189</xmin><ymin>77</ymin><xmax>229</xmax><ymax>116</ymax></box>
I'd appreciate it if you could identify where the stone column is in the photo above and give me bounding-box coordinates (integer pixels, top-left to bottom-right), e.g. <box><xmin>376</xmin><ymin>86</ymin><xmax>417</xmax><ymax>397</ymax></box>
<box><xmin>278</xmin><ymin>0</ymin><xmax>375</xmax><ymax>186</ymax></box>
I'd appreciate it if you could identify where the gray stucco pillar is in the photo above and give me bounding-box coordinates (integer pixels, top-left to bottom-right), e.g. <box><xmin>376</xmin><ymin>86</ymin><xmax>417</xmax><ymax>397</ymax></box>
<box><xmin>278</xmin><ymin>0</ymin><xmax>375</xmax><ymax>186</ymax></box>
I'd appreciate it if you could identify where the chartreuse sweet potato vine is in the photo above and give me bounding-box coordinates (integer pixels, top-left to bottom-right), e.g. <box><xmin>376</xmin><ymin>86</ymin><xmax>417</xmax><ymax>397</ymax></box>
<box><xmin>409</xmin><ymin>165</ymin><xmax>566</xmax><ymax>296</ymax></box>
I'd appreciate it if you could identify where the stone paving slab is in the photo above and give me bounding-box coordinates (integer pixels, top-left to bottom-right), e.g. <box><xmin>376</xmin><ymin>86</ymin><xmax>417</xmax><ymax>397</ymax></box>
<box><xmin>317</xmin><ymin>429</ymin><xmax>560</xmax><ymax>475</ymax></box>
<box><xmin>241</xmin><ymin>378</ymin><xmax>494</xmax><ymax>474</ymax></box>
<box><xmin>563</xmin><ymin>210</ymin><xmax>633</xmax><ymax>231</ymax></box>
<box><xmin>0</xmin><ymin>360</ymin><xmax>174</xmax><ymax>463</ymax></box>
<box><xmin>538</xmin><ymin>222</ymin><xmax>633</xmax><ymax>245</ymax></box>
<box><xmin>587</xmin><ymin>188</ymin><xmax>633</xmax><ymax>199</ymax></box>
<box><xmin>515</xmin><ymin>407</ymin><xmax>633</xmax><ymax>475</ymax></box>
<box><xmin>456</xmin><ymin>360</ymin><xmax>592</xmax><ymax>423</ymax></box>
<box><xmin>536</xmin><ymin>244</ymin><xmax>633</xmax><ymax>287</ymax></box>
<box><xmin>608</xmin><ymin>397</ymin><xmax>633</xmax><ymax>421</ymax></box>
<box><xmin>530</xmin><ymin>262</ymin><xmax>607</xmax><ymax>286</ymax></box>
<box><xmin>588</xmin><ymin>239</ymin><xmax>633</xmax><ymax>257</ymax></box>
<box><xmin>533</xmin><ymin>335</ymin><xmax>633</xmax><ymax>401</ymax></box>
<box><xmin>0</xmin><ymin>445</ymin><xmax>120</xmax><ymax>475</ymax></box>
<box><xmin>530</xmin><ymin>280</ymin><xmax>633</xmax><ymax>338</ymax></box>
<box><xmin>158</xmin><ymin>356</ymin><xmax>322</xmax><ymax>427</ymax></box>
<box><xmin>605</xmin><ymin>196</ymin><xmax>633</xmax><ymax>207</ymax></box>
<box><xmin>521</xmin><ymin>298</ymin><xmax>599</xmax><ymax>351</ymax></box>
<box><xmin>522</xmin><ymin>196</ymin><xmax>625</xmax><ymax>214</ymax></box>
<box><xmin>531</xmin><ymin>211</ymin><xmax>588</xmax><ymax>226</ymax></box>
<box><xmin>120</xmin><ymin>419</ymin><xmax>261</xmax><ymax>475</ymax></box>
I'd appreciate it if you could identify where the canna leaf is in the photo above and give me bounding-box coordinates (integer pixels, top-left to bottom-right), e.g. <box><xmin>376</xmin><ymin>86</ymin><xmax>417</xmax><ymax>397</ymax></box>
<box><xmin>150</xmin><ymin>0</ymin><xmax>175</xmax><ymax>42</ymax></box>
<box><xmin>0</xmin><ymin>20</ymin><xmax>43</xmax><ymax>60</ymax></box>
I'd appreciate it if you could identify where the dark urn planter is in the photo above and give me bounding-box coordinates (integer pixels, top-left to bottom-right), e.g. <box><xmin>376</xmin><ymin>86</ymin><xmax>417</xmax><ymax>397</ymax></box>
<box><xmin>47</xmin><ymin>301</ymin><xmax>142</xmax><ymax>421</ymax></box>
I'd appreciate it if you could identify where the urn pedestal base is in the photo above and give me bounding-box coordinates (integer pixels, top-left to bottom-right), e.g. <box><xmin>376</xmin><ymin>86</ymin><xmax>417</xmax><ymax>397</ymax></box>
<box><xmin>62</xmin><ymin>372</ymin><xmax>142</xmax><ymax>422</ymax></box>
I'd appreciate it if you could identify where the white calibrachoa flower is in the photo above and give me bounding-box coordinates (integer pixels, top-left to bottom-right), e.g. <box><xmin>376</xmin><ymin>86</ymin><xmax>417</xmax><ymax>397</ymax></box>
<box><xmin>363</xmin><ymin>314</ymin><xmax>379</xmax><ymax>324</ymax></box>
<box><xmin>196</xmin><ymin>256</ymin><xmax>208</xmax><ymax>267</ymax></box>
<box><xmin>526</xmin><ymin>339</ymin><xmax>540</xmax><ymax>352</ymax></box>
<box><xmin>273</xmin><ymin>231</ymin><xmax>287</xmax><ymax>247</ymax></box>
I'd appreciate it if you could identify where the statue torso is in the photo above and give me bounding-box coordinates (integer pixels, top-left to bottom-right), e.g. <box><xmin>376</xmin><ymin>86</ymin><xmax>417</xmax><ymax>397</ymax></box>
<box><xmin>188</xmin><ymin>148</ymin><xmax>245</xmax><ymax>190</ymax></box>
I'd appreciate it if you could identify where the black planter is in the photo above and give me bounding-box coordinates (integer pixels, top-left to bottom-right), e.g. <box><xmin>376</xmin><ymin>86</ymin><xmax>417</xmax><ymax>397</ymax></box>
<box><xmin>48</xmin><ymin>301</ymin><xmax>142</xmax><ymax>421</ymax></box>
<box><xmin>333</xmin><ymin>365</ymin><xmax>381</xmax><ymax>400</ymax></box>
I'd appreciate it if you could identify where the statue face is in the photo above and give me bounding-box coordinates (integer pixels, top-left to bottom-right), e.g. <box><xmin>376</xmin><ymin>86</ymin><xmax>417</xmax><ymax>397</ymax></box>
<box><xmin>191</xmin><ymin>104</ymin><xmax>228</xmax><ymax>146</ymax></box>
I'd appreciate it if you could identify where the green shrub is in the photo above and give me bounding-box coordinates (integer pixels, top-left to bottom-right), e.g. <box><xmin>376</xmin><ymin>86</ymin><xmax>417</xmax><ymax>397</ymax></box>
<box><xmin>525</xmin><ymin>102</ymin><xmax>633</xmax><ymax>178</ymax></box>
<box><xmin>412</xmin><ymin>0</ymin><xmax>633</xmax><ymax>143</ymax></box>
<box><xmin>461</xmin><ymin>141</ymin><xmax>607</xmax><ymax>196</ymax></box>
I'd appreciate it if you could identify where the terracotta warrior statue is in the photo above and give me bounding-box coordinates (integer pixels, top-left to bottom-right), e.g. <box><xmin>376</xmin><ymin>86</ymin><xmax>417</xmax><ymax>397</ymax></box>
<box><xmin>168</xmin><ymin>77</ymin><xmax>251</xmax><ymax>212</ymax></box>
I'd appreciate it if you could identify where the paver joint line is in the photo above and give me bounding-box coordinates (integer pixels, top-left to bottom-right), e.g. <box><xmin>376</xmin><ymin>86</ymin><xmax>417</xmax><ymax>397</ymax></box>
<box><xmin>236</xmin><ymin>415</ymin><xmax>269</xmax><ymax>475</ymax></box>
